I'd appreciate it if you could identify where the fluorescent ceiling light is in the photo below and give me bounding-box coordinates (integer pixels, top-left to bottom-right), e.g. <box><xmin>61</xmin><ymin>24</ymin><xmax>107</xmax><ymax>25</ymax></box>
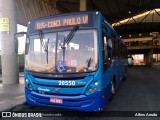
<box><xmin>112</xmin><ymin>9</ymin><xmax>160</xmax><ymax>27</ymax></box>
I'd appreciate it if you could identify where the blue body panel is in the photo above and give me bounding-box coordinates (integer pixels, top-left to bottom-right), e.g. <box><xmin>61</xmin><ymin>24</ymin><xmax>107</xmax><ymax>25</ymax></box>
<box><xmin>24</xmin><ymin>11</ymin><xmax>127</xmax><ymax>111</ymax></box>
<box><xmin>25</xmin><ymin>83</ymin><xmax>112</xmax><ymax>111</ymax></box>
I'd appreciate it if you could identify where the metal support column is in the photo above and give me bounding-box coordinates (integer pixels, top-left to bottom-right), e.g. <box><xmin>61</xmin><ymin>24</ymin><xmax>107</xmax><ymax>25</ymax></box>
<box><xmin>0</xmin><ymin>0</ymin><xmax>19</xmax><ymax>84</ymax></box>
<box><xmin>80</xmin><ymin>0</ymin><xmax>87</xmax><ymax>11</ymax></box>
<box><xmin>149</xmin><ymin>49</ymin><xmax>153</xmax><ymax>66</ymax></box>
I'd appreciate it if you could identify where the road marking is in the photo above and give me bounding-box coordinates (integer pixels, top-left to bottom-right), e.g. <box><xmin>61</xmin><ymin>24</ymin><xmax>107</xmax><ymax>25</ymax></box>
<box><xmin>14</xmin><ymin>95</ymin><xmax>25</xmax><ymax>99</ymax></box>
<box><xmin>0</xmin><ymin>84</ymin><xmax>3</xmax><ymax>87</ymax></box>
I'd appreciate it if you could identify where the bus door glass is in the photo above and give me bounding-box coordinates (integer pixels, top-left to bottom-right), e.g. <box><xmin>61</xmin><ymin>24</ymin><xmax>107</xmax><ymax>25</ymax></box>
<box><xmin>102</xmin><ymin>26</ymin><xmax>113</xmax><ymax>72</ymax></box>
<box><xmin>102</xmin><ymin>29</ymin><xmax>110</xmax><ymax>72</ymax></box>
<box><xmin>107</xmin><ymin>38</ymin><xmax>112</xmax><ymax>62</ymax></box>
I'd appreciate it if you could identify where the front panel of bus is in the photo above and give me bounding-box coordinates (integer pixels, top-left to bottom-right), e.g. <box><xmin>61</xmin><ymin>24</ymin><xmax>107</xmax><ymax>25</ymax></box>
<box><xmin>24</xmin><ymin>12</ymin><xmax>108</xmax><ymax>111</ymax></box>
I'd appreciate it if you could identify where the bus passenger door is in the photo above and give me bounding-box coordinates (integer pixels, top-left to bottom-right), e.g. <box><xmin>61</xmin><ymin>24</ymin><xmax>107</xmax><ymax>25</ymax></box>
<box><xmin>102</xmin><ymin>30</ymin><xmax>110</xmax><ymax>72</ymax></box>
<box><xmin>102</xmin><ymin>28</ymin><xmax>114</xmax><ymax>100</ymax></box>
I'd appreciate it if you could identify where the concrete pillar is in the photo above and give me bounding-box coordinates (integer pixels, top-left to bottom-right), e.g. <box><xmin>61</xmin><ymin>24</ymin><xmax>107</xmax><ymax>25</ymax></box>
<box><xmin>144</xmin><ymin>53</ymin><xmax>147</xmax><ymax>65</ymax></box>
<box><xmin>144</xmin><ymin>53</ymin><xmax>151</xmax><ymax>66</ymax></box>
<box><xmin>80</xmin><ymin>0</ymin><xmax>87</xmax><ymax>11</ymax></box>
<box><xmin>0</xmin><ymin>0</ymin><xmax>19</xmax><ymax>84</ymax></box>
<box><xmin>148</xmin><ymin>49</ymin><xmax>153</xmax><ymax>66</ymax></box>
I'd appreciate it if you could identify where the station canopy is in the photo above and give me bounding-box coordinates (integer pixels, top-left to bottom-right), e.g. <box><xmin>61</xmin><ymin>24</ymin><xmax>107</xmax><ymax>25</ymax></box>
<box><xmin>48</xmin><ymin>0</ymin><xmax>160</xmax><ymax>34</ymax></box>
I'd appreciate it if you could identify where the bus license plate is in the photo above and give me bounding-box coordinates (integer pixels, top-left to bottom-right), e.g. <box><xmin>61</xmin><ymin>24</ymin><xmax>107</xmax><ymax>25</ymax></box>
<box><xmin>50</xmin><ymin>98</ymin><xmax>63</xmax><ymax>104</ymax></box>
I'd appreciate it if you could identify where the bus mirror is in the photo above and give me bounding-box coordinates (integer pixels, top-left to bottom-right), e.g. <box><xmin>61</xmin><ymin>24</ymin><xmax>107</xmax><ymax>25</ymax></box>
<box><xmin>14</xmin><ymin>32</ymin><xmax>27</xmax><ymax>54</ymax></box>
<box><xmin>15</xmin><ymin>32</ymin><xmax>26</xmax><ymax>39</ymax></box>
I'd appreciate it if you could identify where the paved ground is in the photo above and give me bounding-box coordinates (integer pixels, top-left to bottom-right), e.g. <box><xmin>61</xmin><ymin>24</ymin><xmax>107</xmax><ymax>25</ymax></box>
<box><xmin>0</xmin><ymin>73</ymin><xmax>25</xmax><ymax>111</ymax></box>
<box><xmin>1</xmin><ymin>67</ymin><xmax>160</xmax><ymax>120</ymax></box>
<box><xmin>106</xmin><ymin>66</ymin><xmax>160</xmax><ymax>111</ymax></box>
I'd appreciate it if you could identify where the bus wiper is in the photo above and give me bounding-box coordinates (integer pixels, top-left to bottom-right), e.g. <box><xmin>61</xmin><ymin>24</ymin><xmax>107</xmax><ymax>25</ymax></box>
<box><xmin>39</xmin><ymin>30</ymin><xmax>49</xmax><ymax>63</ymax></box>
<box><xmin>61</xmin><ymin>26</ymin><xmax>79</xmax><ymax>62</ymax></box>
<box><xmin>86</xmin><ymin>58</ymin><xmax>93</xmax><ymax>71</ymax></box>
<box><xmin>61</xmin><ymin>26</ymin><xmax>79</xmax><ymax>49</ymax></box>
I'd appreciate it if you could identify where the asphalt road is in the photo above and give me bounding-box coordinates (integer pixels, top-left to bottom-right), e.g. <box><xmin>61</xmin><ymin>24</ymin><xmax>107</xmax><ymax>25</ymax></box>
<box><xmin>1</xmin><ymin>66</ymin><xmax>160</xmax><ymax>120</ymax></box>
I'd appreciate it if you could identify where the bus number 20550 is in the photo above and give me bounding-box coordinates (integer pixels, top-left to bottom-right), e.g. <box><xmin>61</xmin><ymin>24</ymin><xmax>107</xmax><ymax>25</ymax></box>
<box><xmin>58</xmin><ymin>81</ymin><xmax>76</xmax><ymax>86</ymax></box>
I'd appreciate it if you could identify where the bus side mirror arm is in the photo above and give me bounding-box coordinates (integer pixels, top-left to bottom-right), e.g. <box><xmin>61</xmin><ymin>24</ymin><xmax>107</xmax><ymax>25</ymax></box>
<box><xmin>14</xmin><ymin>32</ymin><xmax>27</xmax><ymax>54</ymax></box>
<box><xmin>14</xmin><ymin>32</ymin><xmax>27</xmax><ymax>39</ymax></box>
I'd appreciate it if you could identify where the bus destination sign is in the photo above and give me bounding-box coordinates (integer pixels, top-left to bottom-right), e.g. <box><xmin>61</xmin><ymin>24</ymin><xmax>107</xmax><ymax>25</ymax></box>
<box><xmin>35</xmin><ymin>14</ymin><xmax>92</xmax><ymax>30</ymax></box>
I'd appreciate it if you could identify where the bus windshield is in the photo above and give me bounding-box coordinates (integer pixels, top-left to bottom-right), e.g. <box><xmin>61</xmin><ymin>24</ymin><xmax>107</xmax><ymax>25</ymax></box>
<box><xmin>25</xmin><ymin>29</ymin><xmax>98</xmax><ymax>73</ymax></box>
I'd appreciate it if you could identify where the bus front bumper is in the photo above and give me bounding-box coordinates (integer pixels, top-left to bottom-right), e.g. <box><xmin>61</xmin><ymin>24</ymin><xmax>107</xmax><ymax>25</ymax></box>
<box><xmin>25</xmin><ymin>88</ymin><xmax>103</xmax><ymax>111</ymax></box>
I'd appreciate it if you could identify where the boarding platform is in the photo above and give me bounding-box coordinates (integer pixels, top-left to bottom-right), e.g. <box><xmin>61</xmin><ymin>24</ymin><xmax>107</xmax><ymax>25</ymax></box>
<box><xmin>0</xmin><ymin>73</ymin><xmax>25</xmax><ymax>111</ymax></box>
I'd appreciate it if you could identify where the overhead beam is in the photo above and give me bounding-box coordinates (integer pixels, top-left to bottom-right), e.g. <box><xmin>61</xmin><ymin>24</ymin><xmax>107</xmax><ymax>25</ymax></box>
<box><xmin>154</xmin><ymin>9</ymin><xmax>160</xmax><ymax>17</ymax></box>
<box><xmin>57</xmin><ymin>1</ymin><xmax>78</xmax><ymax>6</ymax></box>
<box><xmin>123</xmin><ymin>37</ymin><xmax>153</xmax><ymax>42</ymax></box>
<box><xmin>114</xmin><ymin>0</ymin><xmax>123</xmax><ymax>15</ymax></box>
<box><xmin>80</xmin><ymin>0</ymin><xmax>87</xmax><ymax>11</ymax></box>
<box><xmin>128</xmin><ymin>45</ymin><xmax>160</xmax><ymax>50</ymax></box>
<box><xmin>140</xmin><ymin>10</ymin><xmax>152</xmax><ymax>23</ymax></box>
<box><xmin>56</xmin><ymin>2</ymin><xmax>70</xmax><ymax>13</ymax></box>
<box><xmin>56</xmin><ymin>1</ymin><xmax>79</xmax><ymax>11</ymax></box>
<box><xmin>103</xmin><ymin>0</ymin><xmax>112</xmax><ymax>15</ymax></box>
<box><xmin>90</xmin><ymin>0</ymin><xmax>100</xmax><ymax>11</ymax></box>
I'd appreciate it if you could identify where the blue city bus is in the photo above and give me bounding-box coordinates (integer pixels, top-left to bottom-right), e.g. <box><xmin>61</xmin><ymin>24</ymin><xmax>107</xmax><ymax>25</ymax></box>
<box><xmin>16</xmin><ymin>11</ymin><xmax>128</xmax><ymax>111</ymax></box>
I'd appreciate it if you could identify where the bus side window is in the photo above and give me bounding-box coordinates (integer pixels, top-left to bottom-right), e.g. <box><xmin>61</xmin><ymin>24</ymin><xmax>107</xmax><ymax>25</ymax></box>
<box><xmin>115</xmin><ymin>39</ymin><xmax>119</xmax><ymax>59</ymax></box>
<box><xmin>107</xmin><ymin>38</ymin><xmax>112</xmax><ymax>61</ymax></box>
<box><xmin>120</xmin><ymin>43</ymin><xmax>122</xmax><ymax>58</ymax></box>
<box><xmin>102</xmin><ymin>30</ymin><xmax>108</xmax><ymax>62</ymax></box>
<box><xmin>121</xmin><ymin>43</ymin><xmax>123</xmax><ymax>59</ymax></box>
<box><xmin>118</xmin><ymin>41</ymin><xmax>121</xmax><ymax>58</ymax></box>
<box><xmin>112</xmin><ymin>37</ymin><xmax>115</xmax><ymax>59</ymax></box>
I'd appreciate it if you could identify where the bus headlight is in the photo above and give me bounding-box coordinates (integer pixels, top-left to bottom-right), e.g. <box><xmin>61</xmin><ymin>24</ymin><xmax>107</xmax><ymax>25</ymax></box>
<box><xmin>25</xmin><ymin>79</ymin><xmax>33</xmax><ymax>91</ymax></box>
<box><xmin>86</xmin><ymin>81</ymin><xmax>100</xmax><ymax>95</ymax></box>
<box><xmin>94</xmin><ymin>82</ymin><xmax>99</xmax><ymax>86</ymax></box>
